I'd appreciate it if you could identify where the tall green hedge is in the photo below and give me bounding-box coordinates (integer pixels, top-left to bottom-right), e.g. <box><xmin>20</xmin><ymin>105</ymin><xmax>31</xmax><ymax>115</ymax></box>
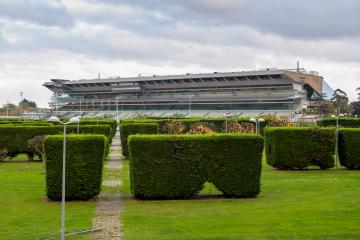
<box><xmin>0</xmin><ymin>125</ymin><xmax>111</xmax><ymax>160</ymax></box>
<box><xmin>317</xmin><ymin>118</ymin><xmax>360</xmax><ymax>128</ymax></box>
<box><xmin>339</xmin><ymin>129</ymin><xmax>360</xmax><ymax>169</ymax></box>
<box><xmin>120</xmin><ymin>123</ymin><xmax>159</xmax><ymax>156</ymax></box>
<box><xmin>43</xmin><ymin>134</ymin><xmax>106</xmax><ymax>200</ymax></box>
<box><xmin>265</xmin><ymin>127</ymin><xmax>335</xmax><ymax>169</ymax></box>
<box><xmin>78</xmin><ymin>119</ymin><xmax>117</xmax><ymax>137</ymax></box>
<box><xmin>128</xmin><ymin>134</ymin><xmax>263</xmax><ymax>199</ymax></box>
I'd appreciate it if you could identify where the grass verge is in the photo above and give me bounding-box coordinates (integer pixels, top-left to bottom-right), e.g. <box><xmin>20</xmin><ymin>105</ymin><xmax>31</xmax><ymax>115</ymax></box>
<box><xmin>0</xmin><ymin>163</ymin><xmax>95</xmax><ymax>240</ymax></box>
<box><xmin>120</xmin><ymin>159</ymin><xmax>360</xmax><ymax>240</ymax></box>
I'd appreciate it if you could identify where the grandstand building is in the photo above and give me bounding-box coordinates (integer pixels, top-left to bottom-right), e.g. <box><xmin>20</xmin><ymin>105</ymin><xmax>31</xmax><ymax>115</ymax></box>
<box><xmin>43</xmin><ymin>68</ymin><xmax>333</xmax><ymax>118</ymax></box>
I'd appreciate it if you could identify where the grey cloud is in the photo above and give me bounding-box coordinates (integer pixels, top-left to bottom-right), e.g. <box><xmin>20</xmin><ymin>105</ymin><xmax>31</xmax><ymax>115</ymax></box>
<box><xmin>0</xmin><ymin>0</ymin><xmax>73</xmax><ymax>28</ymax></box>
<box><xmin>96</xmin><ymin>0</ymin><xmax>360</xmax><ymax>39</ymax></box>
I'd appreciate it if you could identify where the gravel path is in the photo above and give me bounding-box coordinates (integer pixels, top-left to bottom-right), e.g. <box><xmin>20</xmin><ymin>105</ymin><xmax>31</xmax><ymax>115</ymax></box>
<box><xmin>91</xmin><ymin>132</ymin><xmax>123</xmax><ymax>239</ymax></box>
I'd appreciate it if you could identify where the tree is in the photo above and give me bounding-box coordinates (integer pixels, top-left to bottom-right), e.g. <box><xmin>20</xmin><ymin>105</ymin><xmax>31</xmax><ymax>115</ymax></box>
<box><xmin>331</xmin><ymin>89</ymin><xmax>352</xmax><ymax>114</ymax></box>
<box><xmin>357</xmin><ymin>87</ymin><xmax>360</xmax><ymax>100</ymax></box>
<box><xmin>351</xmin><ymin>101</ymin><xmax>360</xmax><ymax>116</ymax></box>
<box><xmin>19</xmin><ymin>98</ymin><xmax>37</xmax><ymax>109</ymax></box>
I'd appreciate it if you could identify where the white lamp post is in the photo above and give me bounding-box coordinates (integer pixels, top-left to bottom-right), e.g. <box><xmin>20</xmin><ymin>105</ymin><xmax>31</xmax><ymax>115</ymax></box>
<box><xmin>48</xmin><ymin>116</ymin><xmax>80</xmax><ymax>240</ymax></box>
<box><xmin>250</xmin><ymin>117</ymin><xmax>265</xmax><ymax>134</ymax></box>
<box><xmin>6</xmin><ymin>101</ymin><xmax>9</xmax><ymax>118</ymax></box>
<box><xmin>224</xmin><ymin>113</ymin><xmax>230</xmax><ymax>133</ymax></box>
<box><xmin>188</xmin><ymin>95</ymin><xmax>194</xmax><ymax>116</ymax></box>
<box><xmin>116</xmin><ymin>96</ymin><xmax>119</xmax><ymax>122</ymax></box>
<box><xmin>76</xmin><ymin>116</ymin><xmax>81</xmax><ymax>134</ymax></box>
<box><xmin>332</xmin><ymin>110</ymin><xmax>344</xmax><ymax>169</ymax></box>
<box><xmin>20</xmin><ymin>92</ymin><xmax>23</xmax><ymax>118</ymax></box>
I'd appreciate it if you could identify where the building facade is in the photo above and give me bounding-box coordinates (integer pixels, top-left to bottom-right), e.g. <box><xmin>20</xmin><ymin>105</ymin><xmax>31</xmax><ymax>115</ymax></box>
<box><xmin>43</xmin><ymin>68</ymin><xmax>333</xmax><ymax>118</ymax></box>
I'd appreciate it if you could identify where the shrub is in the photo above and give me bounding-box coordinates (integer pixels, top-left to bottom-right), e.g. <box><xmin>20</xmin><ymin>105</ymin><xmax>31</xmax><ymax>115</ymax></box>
<box><xmin>43</xmin><ymin>134</ymin><xmax>106</xmax><ymax>200</ymax></box>
<box><xmin>0</xmin><ymin>125</ymin><xmax>111</xmax><ymax>160</ymax></box>
<box><xmin>188</xmin><ymin>122</ymin><xmax>215</xmax><ymax>134</ymax></box>
<box><xmin>259</xmin><ymin>114</ymin><xmax>295</xmax><ymax>127</ymax></box>
<box><xmin>77</xmin><ymin>119</ymin><xmax>117</xmax><ymax>137</ymax></box>
<box><xmin>128</xmin><ymin>134</ymin><xmax>263</xmax><ymax>199</ymax></box>
<box><xmin>27</xmin><ymin>135</ymin><xmax>46</xmax><ymax>161</ymax></box>
<box><xmin>0</xmin><ymin>149</ymin><xmax>7</xmax><ymax>160</ymax></box>
<box><xmin>160</xmin><ymin>120</ymin><xmax>186</xmax><ymax>134</ymax></box>
<box><xmin>224</xmin><ymin>120</ymin><xmax>255</xmax><ymax>133</ymax></box>
<box><xmin>338</xmin><ymin>129</ymin><xmax>360</xmax><ymax>169</ymax></box>
<box><xmin>265</xmin><ymin>127</ymin><xmax>335</xmax><ymax>169</ymax></box>
<box><xmin>317</xmin><ymin>118</ymin><xmax>360</xmax><ymax>128</ymax></box>
<box><xmin>120</xmin><ymin>123</ymin><xmax>159</xmax><ymax>157</ymax></box>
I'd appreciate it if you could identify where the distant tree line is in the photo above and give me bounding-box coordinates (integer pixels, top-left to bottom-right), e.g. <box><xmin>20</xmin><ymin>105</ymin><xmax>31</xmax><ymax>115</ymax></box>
<box><xmin>0</xmin><ymin>98</ymin><xmax>38</xmax><ymax>116</ymax></box>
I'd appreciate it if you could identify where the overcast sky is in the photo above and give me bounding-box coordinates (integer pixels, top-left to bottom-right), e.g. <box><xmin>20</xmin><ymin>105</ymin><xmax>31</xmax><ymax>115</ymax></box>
<box><xmin>0</xmin><ymin>0</ymin><xmax>359</xmax><ymax>107</ymax></box>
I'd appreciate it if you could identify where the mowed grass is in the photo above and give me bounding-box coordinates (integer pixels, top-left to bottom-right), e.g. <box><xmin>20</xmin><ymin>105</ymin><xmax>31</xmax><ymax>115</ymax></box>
<box><xmin>0</xmin><ymin>163</ymin><xmax>95</xmax><ymax>240</ymax></box>
<box><xmin>121</xmin><ymin>160</ymin><xmax>360</xmax><ymax>240</ymax></box>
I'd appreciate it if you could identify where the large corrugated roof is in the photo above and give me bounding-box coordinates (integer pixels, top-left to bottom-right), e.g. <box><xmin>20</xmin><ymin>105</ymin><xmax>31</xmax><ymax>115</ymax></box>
<box><xmin>58</xmin><ymin>69</ymin><xmax>285</xmax><ymax>85</ymax></box>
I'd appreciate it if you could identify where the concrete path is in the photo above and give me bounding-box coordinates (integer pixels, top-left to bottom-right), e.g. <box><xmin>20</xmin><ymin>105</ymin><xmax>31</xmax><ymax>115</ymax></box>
<box><xmin>92</xmin><ymin>131</ymin><xmax>123</xmax><ymax>239</ymax></box>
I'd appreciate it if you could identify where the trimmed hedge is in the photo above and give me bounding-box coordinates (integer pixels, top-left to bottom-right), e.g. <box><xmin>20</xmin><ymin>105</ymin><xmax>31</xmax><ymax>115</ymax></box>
<box><xmin>0</xmin><ymin>125</ymin><xmax>111</xmax><ymax>160</ymax></box>
<box><xmin>317</xmin><ymin>118</ymin><xmax>360</xmax><ymax>128</ymax></box>
<box><xmin>339</xmin><ymin>129</ymin><xmax>360</xmax><ymax>169</ymax></box>
<box><xmin>120</xmin><ymin>118</ymin><xmax>257</xmax><ymax>156</ymax></box>
<box><xmin>120</xmin><ymin>123</ymin><xmax>159</xmax><ymax>156</ymax></box>
<box><xmin>265</xmin><ymin>127</ymin><xmax>335</xmax><ymax>169</ymax></box>
<box><xmin>121</xmin><ymin>117</ymin><xmax>253</xmax><ymax>133</ymax></box>
<box><xmin>128</xmin><ymin>134</ymin><xmax>263</xmax><ymax>199</ymax></box>
<box><xmin>43</xmin><ymin>134</ymin><xmax>106</xmax><ymax>200</ymax></box>
<box><xmin>77</xmin><ymin>119</ymin><xmax>117</xmax><ymax>137</ymax></box>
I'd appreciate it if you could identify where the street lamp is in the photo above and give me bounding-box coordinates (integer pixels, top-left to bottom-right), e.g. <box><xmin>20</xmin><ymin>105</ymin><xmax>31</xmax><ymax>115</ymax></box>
<box><xmin>116</xmin><ymin>96</ymin><xmax>119</xmax><ymax>122</ymax></box>
<box><xmin>20</xmin><ymin>92</ymin><xmax>23</xmax><ymax>118</ymax></box>
<box><xmin>188</xmin><ymin>95</ymin><xmax>194</xmax><ymax>116</ymax></box>
<box><xmin>224</xmin><ymin>113</ymin><xmax>230</xmax><ymax>133</ymax></box>
<box><xmin>331</xmin><ymin>112</ymin><xmax>344</xmax><ymax>169</ymax></box>
<box><xmin>48</xmin><ymin>116</ymin><xmax>80</xmax><ymax>240</ymax></box>
<box><xmin>6</xmin><ymin>101</ymin><xmax>9</xmax><ymax>118</ymax></box>
<box><xmin>250</xmin><ymin>117</ymin><xmax>265</xmax><ymax>134</ymax></box>
<box><xmin>76</xmin><ymin>116</ymin><xmax>81</xmax><ymax>134</ymax></box>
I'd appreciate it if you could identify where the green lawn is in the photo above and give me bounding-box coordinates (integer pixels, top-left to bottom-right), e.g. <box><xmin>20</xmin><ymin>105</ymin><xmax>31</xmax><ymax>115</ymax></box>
<box><xmin>0</xmin><ymin>163</ymin><xmax>95</xmax><ymax>240</ymax></box>
<box><xmin>120</xmin><ymin>160</ymin><xmax>360</xmax><ymax>240</ymax></box>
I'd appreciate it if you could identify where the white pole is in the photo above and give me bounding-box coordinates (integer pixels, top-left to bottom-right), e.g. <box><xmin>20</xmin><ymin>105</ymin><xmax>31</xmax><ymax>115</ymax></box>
<box><xmin>188</xmin><ymin>95</ymin><xmax>192</xmax><ymax>115</ymax></box>
<box><xmin>61</xmin><ymin>123</ymin><xmax>67</xmax><ymax>240</ymax></box>
<box><xmin>335</xmin><ymin>107</ymin><xmax>340</xmax><ymax>169</ymax></box>
<box><xmin>6</xmin><ymin>101</ymin><xmax>9</xmax><ymax>118</ymax></box>
<box><xmin>20</xmin><ymin>92</ymin><xmax>23</xmax><ymax>118</ymax></box>
<box><xmin>116</xmin><ymin>97</ymin><xmax>119</xmax><ymax>122</ymax></box>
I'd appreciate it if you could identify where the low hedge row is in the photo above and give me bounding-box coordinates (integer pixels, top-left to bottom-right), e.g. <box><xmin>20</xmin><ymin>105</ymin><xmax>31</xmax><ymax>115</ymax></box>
<box><xmin>120</xmin><ymin>123</ymin><xmax>159</xmax><ymax>156</ymax></box>
<box><xmin>120</xmin><ymin>118</ymin><xmax>258</xmax><ymax>156</ymax></box>
<box><xmin>339</xmin><ymin>129</ymin><xmax>360</xmax><ymax>169</ymax></box>
<box><xmin>317</xmin><ymin>118</ymin><xmax>360</xmax><ymax>128</ymax></box>
<box><xmin>77</xmin><ymin>119</ymin><xmax>117</xmax><ymax>137</ymax></box>
<box><xmin>0</xmin><ymin>125</ymin><xmax>111</xmax><ymax>160</ymax></box>
<box><xmin>128</xmin><ymin>134</ymin><xmax>263</xmax><ymax>199</ymax></box>
<box><xmin>121</xmin><ymin>117</ymin><xmax>253</xmax><ymax>133</ymax></box>
<box><xmin>265</xmin><ymin>127</ymin><xmax>335</xmax><ymax>169</ymax></box>
<box><xmin>43</xmin><ymin>134</ymin><xmax>106</xmax><ymax>200</ymax></box>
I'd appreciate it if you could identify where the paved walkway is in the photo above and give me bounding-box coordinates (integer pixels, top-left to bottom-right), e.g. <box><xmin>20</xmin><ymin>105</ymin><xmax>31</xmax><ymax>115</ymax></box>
<box><xmin>92</xmin><ymin>131</ymin><xmax>123</xmax><ymax>239</ymax></box>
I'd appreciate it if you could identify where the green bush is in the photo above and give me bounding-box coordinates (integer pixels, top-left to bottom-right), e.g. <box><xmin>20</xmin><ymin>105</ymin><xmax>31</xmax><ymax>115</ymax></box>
<box><xmin>0</xmin><ymin>125</ymin><xmax>111</xmax><ymax>160</ymax></box>
<box><xmin>120</xmin><ymin>123</ymin><xmax>159</xmax><ymax>157</ymax></box>
<box><xmin>120</xmin><ymin>118</ymin><xmax>256</xmax><ymax>156</ymax></box>
<box><xmin>317</xmin><ymin>118</ymin><xmax>360</xmax><ymax>128</ymax></box>
<box><xmin>43</xmin><ymin>134</ymin><xmax>106</xmax><ymax>200</ymax></box>
<box><xmin>265</xmin><ymin>127</ymin><xmax>335</xmax><ymax>169</ymax></box>
<box><xmin>78</xmin><ymin>119</ymin><xmax>117</xmax><ymax>137</ymax></box>
<box><xmin>128</xmin><ymin>134</ymin><xmax>263</xmax><ymax>199</ymax></box>
<box><xmin>338</xmin><ymin>129</ymin><xmax>360</xmax><ymax>169</ymax></box>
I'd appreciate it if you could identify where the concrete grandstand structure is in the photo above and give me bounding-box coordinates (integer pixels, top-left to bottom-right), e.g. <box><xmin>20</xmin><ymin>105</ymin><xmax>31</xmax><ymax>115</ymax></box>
<box><xmin>43</xmin><ymin>68</ymin><xmax>333</xmax><ymax>119</ymax></box>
